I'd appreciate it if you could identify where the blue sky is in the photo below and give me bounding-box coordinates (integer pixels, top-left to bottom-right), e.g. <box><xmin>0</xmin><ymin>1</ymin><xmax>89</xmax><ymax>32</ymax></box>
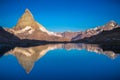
<box><xmin>0</xmin><ymin>0</ymin><xmax>120</xmax><ymax>32</ymax></box>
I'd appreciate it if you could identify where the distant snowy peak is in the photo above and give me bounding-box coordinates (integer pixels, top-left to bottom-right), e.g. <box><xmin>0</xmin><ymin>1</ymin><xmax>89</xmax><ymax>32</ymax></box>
<box><xmin>87</xmin><ymin>20</ymin><xmax>118</xmax><ymax>31</ymax></box>
<box><xmin>72</xmin><ymin>20</ymin><xmax>120</xmax><ymax>41</ymax></box>
<box><xmin>13</xmin><ymin>9</ymin><xmax>61</xmax><ymax>37</ymax></box>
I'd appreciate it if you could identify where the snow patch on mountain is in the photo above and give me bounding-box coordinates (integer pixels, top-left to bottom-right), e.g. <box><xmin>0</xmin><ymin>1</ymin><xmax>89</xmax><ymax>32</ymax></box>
<box><xmin>37</xmin><ymin>23</ymin><xmax>62</xmax><ymax>37</ymax></box>
<box><xmin>12</xmin><ymin>26</ymin><xmax>34</xmax><ymax>34</ymax></box>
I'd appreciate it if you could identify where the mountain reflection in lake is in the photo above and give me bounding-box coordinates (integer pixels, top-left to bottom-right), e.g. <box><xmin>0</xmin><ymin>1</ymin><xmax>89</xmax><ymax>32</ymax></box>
<box><xmin>0</xmin><ymin>43</ymin><xmax>120</xmax><ymax>80</ymax></box>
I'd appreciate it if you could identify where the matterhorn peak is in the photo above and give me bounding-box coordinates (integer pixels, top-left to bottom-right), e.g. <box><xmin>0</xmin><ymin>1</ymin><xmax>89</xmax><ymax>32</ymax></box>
<box><xmin>13</xmin><ymin>9</ymin><xmax>37</xmax><ymax>30</ymax></box>
<box><xmin>12</xmin><ymin>9</ymin><xmax>62</xmax><ymax>37</ymax></box>
<box><xmin>24</xmin><ymin>8</ymin><xmax>34</xmax><ymax>18</ymax></box>
<box><xmin>19</xmin><ymin>8</ymin><xmax>34</xmax><ymax>22</ymax></box>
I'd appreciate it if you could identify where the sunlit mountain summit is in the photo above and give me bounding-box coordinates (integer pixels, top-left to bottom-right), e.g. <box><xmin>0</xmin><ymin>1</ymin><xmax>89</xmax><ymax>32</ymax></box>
<box><xmin>8</xmin><ymin>9</ymin><xmax>68</xmax><ymax>42</ymax></box>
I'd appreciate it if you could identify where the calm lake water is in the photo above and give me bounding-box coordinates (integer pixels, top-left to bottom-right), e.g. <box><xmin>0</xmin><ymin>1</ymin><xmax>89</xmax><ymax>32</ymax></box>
<box><xmin>0</xmin><ymin>43</ymin><xmax>120</xmax><ymax>80</ymax></box>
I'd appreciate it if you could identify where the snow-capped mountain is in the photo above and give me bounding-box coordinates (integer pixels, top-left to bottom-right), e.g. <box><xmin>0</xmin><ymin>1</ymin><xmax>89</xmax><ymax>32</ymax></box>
<box><xmin>7</xmin><ymin>9</ymin><xmax>69</xmax><ymax>42</ymax></box>
<box><xmin>13</xmin><ymin>9</ymin><xmax>61</xmax><ymax>36</ymax></box>
<box><xmin>72</xmin><ymin>20</ymin><xmax>120</xmax><ymax>41</ymax></box>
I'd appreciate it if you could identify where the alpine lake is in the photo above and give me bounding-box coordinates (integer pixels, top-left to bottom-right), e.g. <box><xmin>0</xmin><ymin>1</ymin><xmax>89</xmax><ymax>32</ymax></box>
<box><xmin>0</xmin><ymin>43</ymin><xmax>120</xmax><ymax>80</ymax></box>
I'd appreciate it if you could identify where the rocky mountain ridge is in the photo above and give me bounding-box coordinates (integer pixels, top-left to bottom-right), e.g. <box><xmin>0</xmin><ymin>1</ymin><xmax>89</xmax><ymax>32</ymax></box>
<box><xmin>72</xmin><ymin>20</ymin><xmax>119</xmax><ymax>41</ymax></box>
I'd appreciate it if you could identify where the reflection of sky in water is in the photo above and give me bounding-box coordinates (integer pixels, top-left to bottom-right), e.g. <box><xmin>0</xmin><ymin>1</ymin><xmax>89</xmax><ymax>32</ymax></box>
<box><xmin>0</xmin><ymin>44</ymin><xmax>120</xmax><ymax>80</ymax></box>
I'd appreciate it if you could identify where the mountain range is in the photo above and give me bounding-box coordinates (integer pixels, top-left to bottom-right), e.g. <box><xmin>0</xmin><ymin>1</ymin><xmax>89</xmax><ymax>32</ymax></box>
<box><xmin>0</xmin><ymin>9</ymin><xmax>120</xmax><ymax>44</ymax></box>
